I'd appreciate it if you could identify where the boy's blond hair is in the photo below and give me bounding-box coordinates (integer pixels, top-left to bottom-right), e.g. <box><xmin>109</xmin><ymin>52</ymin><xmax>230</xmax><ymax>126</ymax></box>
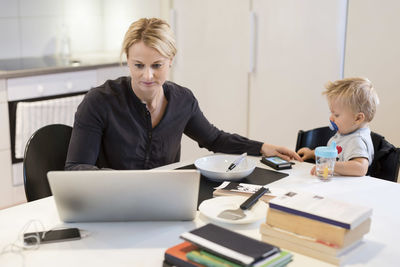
<box><xmin>323</xmin><ymin>77</ymin><xmax>379</xmax><ymax>122</ymax></box>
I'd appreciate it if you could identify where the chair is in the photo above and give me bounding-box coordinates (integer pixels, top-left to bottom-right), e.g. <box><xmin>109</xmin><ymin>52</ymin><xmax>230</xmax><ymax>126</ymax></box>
<box><xmin>367</xmin><ymin>132</ymin><xmax>400</xmax><ymax>182</ymax></box>
<box><xmin>23</xmin><ymin>124</ymin><xmax>72</xmax><ymax>202</ymax></box>
<box><xmin>296</xmin><ymin>126</ymin><xmax>400</xmax><ymax>182</ymax></box>
<box><xmin>295</xmin><ymin>126</ymin><xmax>335</xmax><ymax>163</ymax></box>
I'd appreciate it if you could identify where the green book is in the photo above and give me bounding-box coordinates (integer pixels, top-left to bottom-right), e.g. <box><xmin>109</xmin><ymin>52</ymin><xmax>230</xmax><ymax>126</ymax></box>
<box><xmin>254</xmin><ymin>250</ymin><xmax>292</xmax><ymax>267</ymax></box>
<box><xmin>187</xmin><ymin>250</ymin><xmax>243</xmax><ymax>267</ymax></box>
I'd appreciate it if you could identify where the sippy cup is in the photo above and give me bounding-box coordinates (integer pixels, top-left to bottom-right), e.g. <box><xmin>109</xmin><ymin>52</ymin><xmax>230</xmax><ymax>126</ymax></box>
<box><xmin>315</xmin><ymin>141</ymin><xmax>338</xmax><ymax>181</ymax></box>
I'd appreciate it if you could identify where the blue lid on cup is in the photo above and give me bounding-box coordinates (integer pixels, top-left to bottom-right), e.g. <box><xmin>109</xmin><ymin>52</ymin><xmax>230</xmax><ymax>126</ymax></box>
<box><xmin>315</xmin><ymin>141</ymin><xmax>338</xmax><ymax>158</ymax></box>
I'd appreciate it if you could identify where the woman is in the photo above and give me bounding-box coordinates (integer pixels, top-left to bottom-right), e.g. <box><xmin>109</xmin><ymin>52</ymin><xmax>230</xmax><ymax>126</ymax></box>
<box><xmin>65</xmin><ymin>18</ymin><xmax>301</xmax><ymax>170</ymax></box>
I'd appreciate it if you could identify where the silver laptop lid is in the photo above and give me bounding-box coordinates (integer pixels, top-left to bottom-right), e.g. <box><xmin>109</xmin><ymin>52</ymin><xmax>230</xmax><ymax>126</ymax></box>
<box><xmin>47</xmin><ymin>170</ymin><xmax>200</xmax><ymax>222</ymax></box>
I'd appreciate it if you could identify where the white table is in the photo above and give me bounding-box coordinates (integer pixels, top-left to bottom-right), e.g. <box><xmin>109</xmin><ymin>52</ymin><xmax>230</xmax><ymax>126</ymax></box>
<box><xmin>1</xmin><ymin>158</ymin><xmax>399</xmax><ymax>267</ymax></box>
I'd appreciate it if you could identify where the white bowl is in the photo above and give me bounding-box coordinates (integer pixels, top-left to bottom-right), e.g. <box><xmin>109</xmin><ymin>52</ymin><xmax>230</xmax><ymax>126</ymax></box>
<box><xmin>194</xmin><ymin>154</ymin><xmax>256</xmax><ymax>181</ymax></box>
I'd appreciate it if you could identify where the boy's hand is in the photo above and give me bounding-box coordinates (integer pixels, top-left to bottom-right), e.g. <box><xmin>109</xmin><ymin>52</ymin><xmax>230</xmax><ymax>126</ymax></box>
<box><xmin>297</xmin><ymin>147</ymin><xmax>315</xmax><ymax>161</ymax></box>
<box><xmin>310</xmin><ymin>165</ymin><xmax>316</xmax><ymax>175</ymax></box>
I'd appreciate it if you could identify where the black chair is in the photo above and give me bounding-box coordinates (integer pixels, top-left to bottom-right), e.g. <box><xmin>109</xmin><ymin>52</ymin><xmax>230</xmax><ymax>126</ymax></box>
<box><xmin>295</xmin><ymin>126</ymin><xmax>335</xmax><ymax>163</ymax></box>
<box><xmin>23</xmin><ymin>124</ymin><xmax>72</xmax><ymax>202</ymax></box>
<box><xmin>296</xmin><ymin>126</ymin><xmax>400</xmax><ymax>182</ymax></box>
<box><xmin>368</xmin><ymin>132</ymin><xmax>400</xmax><ymax>182</ymax></box>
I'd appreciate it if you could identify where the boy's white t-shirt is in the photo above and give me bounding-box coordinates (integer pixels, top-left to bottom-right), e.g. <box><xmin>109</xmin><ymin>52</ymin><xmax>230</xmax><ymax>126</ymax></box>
<box><xmin>327</xmin><ymin>127</ymin><xmax>374</xmax><ymax>165</ymax></box>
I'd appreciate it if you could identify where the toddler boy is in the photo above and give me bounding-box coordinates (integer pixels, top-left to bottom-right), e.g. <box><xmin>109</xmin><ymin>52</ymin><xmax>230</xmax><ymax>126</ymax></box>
<box><xmin>298</xmin><ymin>77</ymin><xmax>379</xmax><ymax>176</ymax></box>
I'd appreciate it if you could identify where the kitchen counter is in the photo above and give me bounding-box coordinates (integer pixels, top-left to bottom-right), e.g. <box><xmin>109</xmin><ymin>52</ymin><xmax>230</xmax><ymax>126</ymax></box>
<box><xmin>0</xmin><ymin>53</ymin><xmax>126</xmax><ymax>79</ymax></box>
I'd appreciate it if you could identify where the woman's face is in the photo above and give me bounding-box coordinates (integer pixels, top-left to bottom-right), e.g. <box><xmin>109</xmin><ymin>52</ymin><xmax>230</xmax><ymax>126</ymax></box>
<box><xmin>127</xmin><ymin>41</ymin><xmax>172</xmax><ymax>99</ymax></box>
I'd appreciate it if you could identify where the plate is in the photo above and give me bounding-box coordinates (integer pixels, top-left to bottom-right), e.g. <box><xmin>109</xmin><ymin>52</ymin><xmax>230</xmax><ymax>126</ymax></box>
<box><xmin>194</xmin><ymin>154</ymin><xmax>256</xmax><ymax>181</ymax></box>
<box><xmin>199</xmin><ymin>196</ymin><xmax>267</xmax><ymax>224</ymax></box>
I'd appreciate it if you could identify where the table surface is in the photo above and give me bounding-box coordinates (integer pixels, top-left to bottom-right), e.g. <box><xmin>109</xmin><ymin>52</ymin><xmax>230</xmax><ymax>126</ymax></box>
<box><xmin>1</xmin><ymin>157</ymin><xmax>399</xmax><ymax>267</ymax></box>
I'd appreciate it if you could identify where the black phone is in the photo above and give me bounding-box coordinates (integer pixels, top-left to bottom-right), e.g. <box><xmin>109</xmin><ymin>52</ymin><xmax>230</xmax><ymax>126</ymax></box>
<box><xmin>260</xmin><ymin>156</ymin><xmax>293</xmax><ymax>170</ymax></box>
<box><xmin>23</xmin><ymin>228</ymin><xmax>81</xmax><ymax>245</ymax></box>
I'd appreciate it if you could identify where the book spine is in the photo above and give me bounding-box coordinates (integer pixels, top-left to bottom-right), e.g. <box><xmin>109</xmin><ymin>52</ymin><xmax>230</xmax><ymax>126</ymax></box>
<box><xmin>266</xmin><ymin>208</ymin><xmax>347</xmax><ymax>246</ymax></box>
<box><xmin>260</xmin><ymin>223</ymin><xmax>342</xmax><ymax>255</ymax></box>
<box><xmin>266</xmin><ymin>209</ymin><xmax>371</xmax><ymax>248</ymax></box>
<box><xmin>260</xmin><ymin>234</ymin><xmax>341</xmax><ymax>265</ymax></box>
<box><xmin>187</xmin><ymin>250</ymin><xmax>243</xmax><ymax>267</ymax></box>
<box><xmin>268</xmin><ymin>202</ymin><xmax>351</xmax><ymax>229</ymax></box>
<box><xmin>164</xmin><ymin>253</ymin><xmax>202</xmax><ymax>267</ymax></box>
<box><xmin>180</xmin><ymin>232</ymin><xmax>255</xmax><ymax>266</ymax></box>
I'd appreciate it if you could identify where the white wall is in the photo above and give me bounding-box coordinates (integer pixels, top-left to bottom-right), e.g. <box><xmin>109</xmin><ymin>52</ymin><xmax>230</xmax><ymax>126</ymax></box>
<box><xmin>345</xmin><ymin>0</ymin><xmax>400</xmax><ymax>147</ymax></box>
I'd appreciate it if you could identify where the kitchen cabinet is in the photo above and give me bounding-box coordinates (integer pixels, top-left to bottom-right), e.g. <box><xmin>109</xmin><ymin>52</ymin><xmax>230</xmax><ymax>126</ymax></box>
<box><xmin>248</xmin><ymin>0</ymin><xmax>347</xmax><ymax>149</ymax></box>
<box><xmin>170</xmin><ymin>0</ymin><xmax>347</xmax><ymax>160</ymax></box>
<box><xmin>345</xmin><ymin>0</ymin><xmax>400</xmax><ymax>148</ymax></box>
<box><xmin>171</xmin><ymin>0</ymin><xmax>250</xmax><ymax>160</ymax></box>
<box><xmin>0</xmin><ymin>79</ymin><xmax>24</xmax><ymax>208</ymax></box>
<box><xmin>7</xmin><ymin>70</ymin><xmax>97</xmax><ymax>101</ymax></box>
<box><xmin>0</xmin><ymin>83</ymin><xmax>10</xmax><ymax>150</ymax></box>
<box><xmin>0</xmin><ymin>150</ymin><xmax>23</xmax><ymax>208</ymax></box>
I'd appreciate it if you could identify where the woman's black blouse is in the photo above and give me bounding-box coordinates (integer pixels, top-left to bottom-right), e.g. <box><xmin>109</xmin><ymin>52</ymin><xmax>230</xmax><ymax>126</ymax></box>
<box><xmin>65</xmin><ymin>77</ymin><xmax>263</xmax><ymax>170</ymax></box>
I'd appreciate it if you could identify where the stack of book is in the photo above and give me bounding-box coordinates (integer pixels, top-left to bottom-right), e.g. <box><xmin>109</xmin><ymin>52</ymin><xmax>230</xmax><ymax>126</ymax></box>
<box><xmin>164</xmin><ymin>223</ymin><xmax>292</xmax><ymax>267</ymax></box>
<box><xmin>260</xmin><ymin>191</ymin><xmax>372</xmax><ymax>266</ymax></box>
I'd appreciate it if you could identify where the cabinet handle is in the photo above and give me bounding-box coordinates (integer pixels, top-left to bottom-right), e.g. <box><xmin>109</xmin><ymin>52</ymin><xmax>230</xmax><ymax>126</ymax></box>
<box><xmin>66</xmin><ymin>81</ymin><xmax>73</xmax><ymax>91</ymax></box>
<box><xmin>169</xmin><ymin>8</ymin><xmax>176</xmax><ymax>36</ymax></box>
<box><xmin>249</xmin><ymin>11</ymin><xmax>257</xmax><ymax>73</ymax></box>
<box><xmin>37</xmin><ymin>85</ymin><xmax>44</xmax><ymax>95</ymax></box>
<box><xmin>170</xmin><ymin>8</ymin><xmax>177</xmax><ymax>67</ymax></box>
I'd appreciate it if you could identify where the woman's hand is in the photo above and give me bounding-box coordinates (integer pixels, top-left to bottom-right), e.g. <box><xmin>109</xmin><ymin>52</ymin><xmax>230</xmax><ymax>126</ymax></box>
<box><xmin>261</xmin><ymin>143</ymin><xmax>302</xmax><ymax>162</ymax></box>
<box><xmin>297</xmin><ymin>147</ymin><xmax>315</xmax><ymax>161</ymax></box>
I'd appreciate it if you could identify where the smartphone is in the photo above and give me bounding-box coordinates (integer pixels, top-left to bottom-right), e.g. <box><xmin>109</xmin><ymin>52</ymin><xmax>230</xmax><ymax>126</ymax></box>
<box><xmin>23</xmin><ymin>228</ymin><xmax>81</xmax><ymax>245</ymax></box>
<box><xmin>260</xmin><ymin>156</ymin><xmax>293</xmax><ymax>170</ymax></box>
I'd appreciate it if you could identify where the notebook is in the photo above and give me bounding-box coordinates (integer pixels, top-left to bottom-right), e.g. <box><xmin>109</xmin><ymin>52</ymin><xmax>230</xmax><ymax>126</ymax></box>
<box><xmin>180</xmin><ymin>223</ymin><xmax>280</xmax><ymax>266</ymax></box>
<box><xmin>47</xmin><ymin>170</ymin><xmax>200</xmax><ymax>222</ymax></box>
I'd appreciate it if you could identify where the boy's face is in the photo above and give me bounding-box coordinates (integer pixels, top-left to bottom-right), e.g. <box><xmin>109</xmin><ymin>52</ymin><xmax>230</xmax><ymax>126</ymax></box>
<box><xmin>328</xmin><ymin>98</ymin><xmax>364</xmax><ymax>135</ymax></box>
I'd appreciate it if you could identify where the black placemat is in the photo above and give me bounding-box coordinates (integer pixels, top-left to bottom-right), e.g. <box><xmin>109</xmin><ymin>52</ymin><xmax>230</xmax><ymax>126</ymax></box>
<box><xmin>176</xmin><ymin>165</ymin><xmax>288</xmax><ymax>208</ymax></box>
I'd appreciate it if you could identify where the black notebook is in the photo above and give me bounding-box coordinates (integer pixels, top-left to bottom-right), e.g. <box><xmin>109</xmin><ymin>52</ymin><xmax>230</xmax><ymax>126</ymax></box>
<box><xmin>180</xmin><ymin>223</ymin><xmax>280</xmax><ymax>266</ymax></box>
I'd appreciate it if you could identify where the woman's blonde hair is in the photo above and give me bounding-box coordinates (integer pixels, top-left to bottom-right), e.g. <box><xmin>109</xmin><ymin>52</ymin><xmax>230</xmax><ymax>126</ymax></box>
<box><xmin>121</xmin><ymin>18</ymin><xmax>176</xmax><ymax>60</ymax></box>
<box><xmin>323</xmin><ymin>77</ymin><xmax>379</xmax><ymax>122</ymax></box>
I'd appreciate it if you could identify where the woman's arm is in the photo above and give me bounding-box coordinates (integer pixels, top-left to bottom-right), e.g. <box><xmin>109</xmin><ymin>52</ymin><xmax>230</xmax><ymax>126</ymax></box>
<box><xmin>183</xmin><ymin>92</ymin><xmax>300</xmax><ymax>160</ymax></box>
<box><xmin>183</xmin><ymin>95</ymin><xmax>263</xmax><ymax>155</ymax></box>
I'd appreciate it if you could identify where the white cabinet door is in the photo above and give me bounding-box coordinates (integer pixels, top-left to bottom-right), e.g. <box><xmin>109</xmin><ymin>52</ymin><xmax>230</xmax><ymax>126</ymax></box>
<box><xmin>0</xmin><ymin>102</ymin><xmax>10</xmax><ymax>150</ymax></box>
<box><xmin>0</xmin><ymin>80</ymin><xmax>10</xmax><ymax>150</ymax></box>
<box><xmin>0</xmin><ymin>150</ymin><xmax>25</xmax><ymax>209</ymax></box>
<box><xmin>171</xmin><ymin>0</ymin><xmax>250</xmax><ymax>160</ymax></box>
<box><xmin>249</xmin><ymin>0</ymin><xmax>347</xmax><ymax>149</ymax></box>
<box><xmin>7</xmin><ymin>70</ymin><xmax>97</xmax><ymax>101</ymax></box>
<box><xmin>345</xmin><ymin>0</ymin><xmax>400</xmax><ymax>147</ymax></box>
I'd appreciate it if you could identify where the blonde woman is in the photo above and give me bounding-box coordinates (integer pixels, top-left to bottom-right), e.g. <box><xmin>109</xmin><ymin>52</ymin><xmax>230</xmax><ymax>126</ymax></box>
<box><xmin>66</xmin><ymin>18</ymin><xmax>301</xmax><ymax>170</ymax></box>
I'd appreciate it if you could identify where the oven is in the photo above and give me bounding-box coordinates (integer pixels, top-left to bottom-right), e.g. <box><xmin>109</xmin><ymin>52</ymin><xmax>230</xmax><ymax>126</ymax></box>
<box><xmin>6</xmin><ymin>70</ymin><xmax>97</xmax><ymax>186</ymax></box>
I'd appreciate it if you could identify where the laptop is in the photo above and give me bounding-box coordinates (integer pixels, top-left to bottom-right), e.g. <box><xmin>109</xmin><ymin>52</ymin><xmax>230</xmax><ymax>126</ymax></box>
<box><xmin>47</xmin><ymin>170</ymin><xmax>200</xmax><ymax>222</ymax></box>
